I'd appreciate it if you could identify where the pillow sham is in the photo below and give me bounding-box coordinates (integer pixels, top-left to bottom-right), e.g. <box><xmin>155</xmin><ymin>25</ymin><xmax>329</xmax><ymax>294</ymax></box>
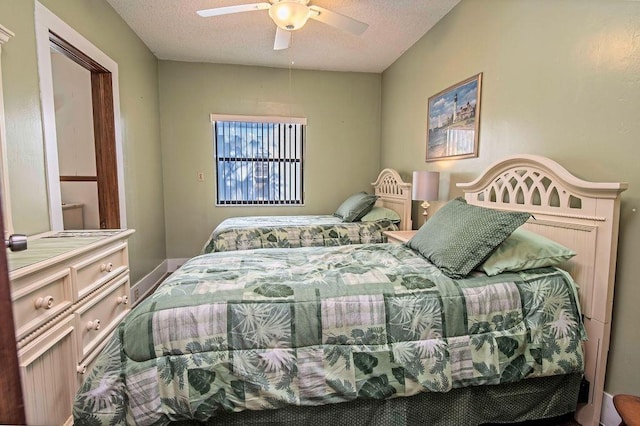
<box><xmin>360</xmin><ymin>206</ymin><xmax>401</xmax><ymax>223</ymax></box>
<box><xmin>480</xmin><ymin>228</ymin><xmax>576</xmax><ymax>276</ymax></box>
<box><xmin>405</xmin><ymin>197</ymin><xmax>531</xmax><ymax>279</ymax></box>
<box><xmin>334</xmin><ymin>192</ymin><xmax>378</xmax><ymax>222</ymax></box>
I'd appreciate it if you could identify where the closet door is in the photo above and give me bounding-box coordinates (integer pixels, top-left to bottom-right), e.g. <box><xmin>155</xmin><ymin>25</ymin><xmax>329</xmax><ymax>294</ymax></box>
<box><xmin>0</xmin><ymin>23</ymin><xmax>25</xmax><ymax>425</ymax></box>
<box><xmin>0</xmin><ymin>201</ymin><xmax>24</xmax><ymax>425</ymax></box>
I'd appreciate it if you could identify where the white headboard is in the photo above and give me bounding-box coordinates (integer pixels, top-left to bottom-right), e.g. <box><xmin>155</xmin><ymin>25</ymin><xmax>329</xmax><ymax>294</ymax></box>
<box><xmin>371</xmin><ymin>168</ymin><xmax>412</xmax><ymax>231</ymax></box>
<box><xmin>457</xmin><ymin>154</ymin><xmax>627</xmax><ymax>426</ymax></box>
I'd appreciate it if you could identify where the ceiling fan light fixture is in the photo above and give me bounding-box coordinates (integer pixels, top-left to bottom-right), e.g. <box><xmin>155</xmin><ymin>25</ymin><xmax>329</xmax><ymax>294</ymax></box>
<box><xmin>269</xmin><ymin>1</ymin><xmax>310</xmax><ymax>31</ymax></box>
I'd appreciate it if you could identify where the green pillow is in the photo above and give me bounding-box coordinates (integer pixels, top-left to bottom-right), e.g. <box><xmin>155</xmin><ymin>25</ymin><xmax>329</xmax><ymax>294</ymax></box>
<box><xmin>480</xmin><ymin>228</ymin><xmax>576</xmax><ymax>276</ymax></box>
<box><xmin>334</xmin><ymin>192</ymin><xmax>378</xmax><ymax>222</ymax></box>
<box><xmin>360</xmin><ymin>206</ymin><xmax>401</xmax><ymax>223</ymax></box>
<box><xmin>406</xmin><ymin>197</ymin><xmax>531</xmax><ymax>279</ymax></box>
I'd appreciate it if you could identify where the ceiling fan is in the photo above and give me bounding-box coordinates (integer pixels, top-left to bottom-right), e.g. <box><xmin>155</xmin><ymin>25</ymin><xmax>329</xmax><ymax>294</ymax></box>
<box><xmin>196</xmin><ymin>0</ymin><xmax>369</xmax><ymax>50</ymax></box>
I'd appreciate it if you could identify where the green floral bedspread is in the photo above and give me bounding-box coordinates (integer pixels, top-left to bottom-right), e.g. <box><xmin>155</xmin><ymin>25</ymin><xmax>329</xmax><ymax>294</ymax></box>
<box><xmin>201</xmin><ymin>215</ymin><xmax>398</xmax><ymax>253</ymax></box>
<box><xmin>74</xmin><ymin>243</ymin><xmax>585</xmax><ymax>425</ymax></box>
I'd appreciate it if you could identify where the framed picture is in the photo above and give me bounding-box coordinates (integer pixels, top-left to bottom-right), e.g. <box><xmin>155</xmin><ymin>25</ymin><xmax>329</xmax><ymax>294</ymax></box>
<box><xmin>426</xmin><ymin>73</ymin><xmax>482</xmax><ymax>162</ymax></box>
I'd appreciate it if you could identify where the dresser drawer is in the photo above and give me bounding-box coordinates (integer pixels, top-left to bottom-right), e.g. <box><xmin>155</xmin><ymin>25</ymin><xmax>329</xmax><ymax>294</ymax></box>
<box><xmin>76</xmin><ymin>326</ymin><xmax>118</xmax><ymax>387</ymax></box>
<box><xmin>12</xmin><ymin>268</ymin><xmax>73</xmax><ymax>340</ymax></box>
<box><xmin>72</xmin><ymin>242</ymin><xmax>129</xmax><ymax>300</ymax></box>
<box><xmin>75</xmin><ymin>272</ymin><xmax>130</xmax><ymax>360</ymax></box>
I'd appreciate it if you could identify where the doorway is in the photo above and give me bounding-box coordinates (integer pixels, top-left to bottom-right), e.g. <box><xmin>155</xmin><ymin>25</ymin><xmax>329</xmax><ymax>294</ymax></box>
<box><xmin>50</xmin><ymin>32</ymin><xmax>119</xmax><ymax>230</ymax></box>
<box><xmin>36</xmin><ymin>3</ymin><xmax>127</xmax><ymax>231</ymax></box>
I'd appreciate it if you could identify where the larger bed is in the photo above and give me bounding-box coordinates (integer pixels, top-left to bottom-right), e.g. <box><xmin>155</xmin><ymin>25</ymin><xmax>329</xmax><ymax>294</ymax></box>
<box><xmin>202</xmin><ymin>168</ymin><xmax>412</xmax><ymax>253</ymax></box>
<box><xmin>73</xmin><ymin>155</ymin><xmax>627</xmax><ymax>426</ymax></box>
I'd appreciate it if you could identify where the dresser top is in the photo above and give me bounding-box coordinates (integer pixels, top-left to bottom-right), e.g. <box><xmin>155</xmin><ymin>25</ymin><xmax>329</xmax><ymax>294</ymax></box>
<box><xmin>8</xmin><ymin>229</ymin><xmax>134</xmax><ymax>274</ymax></box>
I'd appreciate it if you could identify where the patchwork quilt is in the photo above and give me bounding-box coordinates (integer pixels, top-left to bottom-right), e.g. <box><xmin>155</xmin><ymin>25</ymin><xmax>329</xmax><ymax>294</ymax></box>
<box><xmin>74</xmin><ymin>243</ymin><xmax>585</xmax><ymax>425</ymax></box>
<box><xmin>201</xmin><ymin>215</ymin><xmax>398</xmax><ymax>253</ymax></box>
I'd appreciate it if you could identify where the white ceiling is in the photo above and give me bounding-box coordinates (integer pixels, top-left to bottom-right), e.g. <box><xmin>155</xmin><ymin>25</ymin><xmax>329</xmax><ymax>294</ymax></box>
<box><xmin>105</xmin><ymin>0</ymin><xmax>462</xmax><ymax>73</ymax></box>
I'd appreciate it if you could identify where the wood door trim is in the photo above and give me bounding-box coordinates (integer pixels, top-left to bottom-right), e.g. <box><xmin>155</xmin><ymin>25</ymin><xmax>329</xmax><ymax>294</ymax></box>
<box><xmin>60</xmin><ymin>175</ymin><xmax>98</xmax><ymax>182</ymax></box>
<box><xmin>91</xmin><ymin>72</ymin><xmax>120</xmax><ymax>229</ymax></box>
<box><xmin>49</xmin><ymin>31</ymin><xmax>107</xmax><ymax>73</ymax></box>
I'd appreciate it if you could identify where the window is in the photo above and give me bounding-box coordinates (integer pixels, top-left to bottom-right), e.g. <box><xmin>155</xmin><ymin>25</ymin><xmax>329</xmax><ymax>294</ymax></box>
<box><xmin>212</xmin><ymin>114</ymin><xmax>306</xmax><ymax>205</ymax></box>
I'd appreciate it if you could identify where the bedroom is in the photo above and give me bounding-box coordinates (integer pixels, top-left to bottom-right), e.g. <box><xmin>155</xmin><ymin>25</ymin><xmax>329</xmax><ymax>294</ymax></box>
<box><xmin>0</xmin><ymin>0</ymin><xmax>638</xmax><ymax>425</ymax></box>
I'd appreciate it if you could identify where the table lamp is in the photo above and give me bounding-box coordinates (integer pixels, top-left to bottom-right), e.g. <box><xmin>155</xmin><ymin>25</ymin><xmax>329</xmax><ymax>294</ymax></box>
<box><xmin>412</xmin><ymin>171</ymin><xmax>440</xmax><ymax>218</ymax></box>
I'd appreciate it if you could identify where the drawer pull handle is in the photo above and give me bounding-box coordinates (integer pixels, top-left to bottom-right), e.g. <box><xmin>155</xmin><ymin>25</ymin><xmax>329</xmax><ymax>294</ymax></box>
<box><xmin>117</xmin><ymin>295</ymin><xmax>129</xmax><ymax>305</ymax></box>
<box><xmin>77</xmin><ymin>364</ymin><xmax>87</xmax><ymax>374</ymax></box>
<box><xmin>100</xmin><ymin>262</ymin><xmax>114</xmax><ymax>273</ymax></box>
<box><xmin>34</xmin><ymin>296</ymin><xmax>54</xmax><ymax>310</ymax></box>
<box><xmin>86</xmin><ymin>319</ymin><xmax>101</xmax><ymax>331</ymax></box>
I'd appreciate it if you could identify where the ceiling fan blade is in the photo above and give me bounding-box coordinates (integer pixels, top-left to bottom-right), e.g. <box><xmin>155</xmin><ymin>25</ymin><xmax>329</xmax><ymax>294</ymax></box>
<box><xmin>274</xmin><ymin>27</ymin><xmax>292</xmax><ymax>50</ymax></box>
<box><xmin>308</xmin><ymin>5</ymin><xmax>368</xmax><ymax>35</ymax></box>
<box><xmin>197</xmin><ymin>2</ymin><xmax>270</xmax><ymax>18</ymax></box>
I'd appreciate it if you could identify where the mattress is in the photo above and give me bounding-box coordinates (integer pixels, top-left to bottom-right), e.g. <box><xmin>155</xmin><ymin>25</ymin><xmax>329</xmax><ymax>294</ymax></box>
<box><xmin>74</xmin><ymin>243</ymin><xmax>585</xmax><ymax>425</ymax></box>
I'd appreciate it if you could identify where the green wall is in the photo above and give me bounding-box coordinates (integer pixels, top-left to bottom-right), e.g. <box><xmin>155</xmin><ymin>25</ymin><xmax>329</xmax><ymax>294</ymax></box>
<box><xmin>380</xmin><ymin>0</ymin><xmax>640</xmax><ymax>395</ymax></box>
<box><xmin>2</xmin><ymin>0</ymin><xmax>638</xmax><ymax>402</ymax></box>
<box><xmin>0</xmin><ymin>0</ymin><xmax>49</xmax><ymax>234</ymax></box>
<box><xmin>0</xmin><ymin>0</ymin><xmax>166</xmax><ymax>283</ymax></box>
<box><xmin>159</xmin><ymin>61</ymin><xmax>381</xmax><ymax>257</ymax></box>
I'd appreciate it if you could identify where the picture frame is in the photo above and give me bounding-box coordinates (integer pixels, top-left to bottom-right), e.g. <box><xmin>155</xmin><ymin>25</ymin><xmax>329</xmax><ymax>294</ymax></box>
<box><xmin>426</xmin><ymin>73</ymin><xmax>482</xmax><ymax>162</ymax></box>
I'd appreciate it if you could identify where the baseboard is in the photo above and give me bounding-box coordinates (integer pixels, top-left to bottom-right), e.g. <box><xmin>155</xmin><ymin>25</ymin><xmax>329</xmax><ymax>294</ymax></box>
<box><xmin>600</xmin><ymin>391</ymin><xmax>621</xmax><ymax>426</ymax></box>
<box><xmin>130</xmin><ymin>259</ymin><xmax>169</xmax><ymax>305</ymax></box>
<box><xmin>167</xmin><ymin>257</ymin><xmax>190</xmax><ymax>272</ymax></box>
<box><xmin>129</xmin><ymin>258</ymin><xmax>192</xmax><ymax>305</ymax></box>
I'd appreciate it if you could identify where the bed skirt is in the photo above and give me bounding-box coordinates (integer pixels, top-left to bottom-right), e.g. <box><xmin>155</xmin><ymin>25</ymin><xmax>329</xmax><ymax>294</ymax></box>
<box><xmin>171</xmin><ymin>373</ymin><xmax>581</xmax><ymax>426</ymax></box>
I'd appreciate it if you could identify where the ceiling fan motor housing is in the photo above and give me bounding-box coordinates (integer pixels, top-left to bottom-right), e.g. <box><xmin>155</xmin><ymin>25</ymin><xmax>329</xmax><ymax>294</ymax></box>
<box><xmin>269</xmin><ymin>0</ymin><xmax>311</xmax><ymax>31</ymax></box>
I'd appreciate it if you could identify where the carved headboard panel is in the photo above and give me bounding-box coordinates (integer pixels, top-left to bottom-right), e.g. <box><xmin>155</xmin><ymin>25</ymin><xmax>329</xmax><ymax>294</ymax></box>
<box><xmin>371</xmin><ymin>168</ymin><xmax>412</xmax><ymax>231</ymax></box>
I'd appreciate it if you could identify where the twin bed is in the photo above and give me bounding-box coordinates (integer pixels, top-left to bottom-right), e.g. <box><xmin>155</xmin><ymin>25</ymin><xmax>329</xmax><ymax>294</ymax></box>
<box><xmin>73</xmin><ymin>155</ymin><xmax>627</xmax><ymax>426</ymax></box>
<box><xmin>202</xmin><ymin>168</ymin><xmax>413</xmax><ymax>253</ymax></box>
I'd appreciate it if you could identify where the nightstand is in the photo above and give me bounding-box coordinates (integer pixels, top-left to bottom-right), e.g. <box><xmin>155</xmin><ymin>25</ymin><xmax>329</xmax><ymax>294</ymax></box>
<box><xmin>383</xmin><ymin>230</ymin><xmax>417</xmax><ymax>244</ymax></box>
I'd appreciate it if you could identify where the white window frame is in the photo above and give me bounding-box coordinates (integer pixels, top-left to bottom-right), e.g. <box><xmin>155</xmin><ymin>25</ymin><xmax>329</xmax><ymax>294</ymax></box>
<box><xmin>211</xmin><ymin>114</ymin><xmax>306</xmax><ymax>206</ymax></box>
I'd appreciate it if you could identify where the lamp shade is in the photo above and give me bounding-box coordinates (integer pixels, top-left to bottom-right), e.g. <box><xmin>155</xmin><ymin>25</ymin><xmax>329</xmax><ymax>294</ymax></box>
<box><xmin>269</xmin><ymin>1</ymin><xmax>311</xmax><ymax>31</ymax></box>
<box><xmin>412</xmin><ymin>171</ymin><xmax>440</xmax><ymax>201</ymax></box>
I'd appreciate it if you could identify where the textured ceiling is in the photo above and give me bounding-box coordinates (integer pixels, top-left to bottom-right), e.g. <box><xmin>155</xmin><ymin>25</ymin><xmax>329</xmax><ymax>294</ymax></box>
<box><xmin>105</xmin><ymin>0</ymin><xmax>462</xmax><ymax>73</ymax></box>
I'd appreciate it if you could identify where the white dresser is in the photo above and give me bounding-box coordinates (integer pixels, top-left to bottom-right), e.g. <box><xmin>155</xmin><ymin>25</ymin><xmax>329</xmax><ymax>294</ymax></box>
<box><xmin>8</xmin><ymin>229</ymin><xmax>134</xmax><ymax>425</ymax></box>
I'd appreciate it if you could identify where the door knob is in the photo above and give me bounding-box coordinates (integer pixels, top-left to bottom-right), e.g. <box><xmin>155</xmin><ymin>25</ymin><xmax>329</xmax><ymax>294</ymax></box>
<box><xmin>5</xmin><ymin>234</ymin><xmax>27</xmax><ymax>252</ymax></box>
